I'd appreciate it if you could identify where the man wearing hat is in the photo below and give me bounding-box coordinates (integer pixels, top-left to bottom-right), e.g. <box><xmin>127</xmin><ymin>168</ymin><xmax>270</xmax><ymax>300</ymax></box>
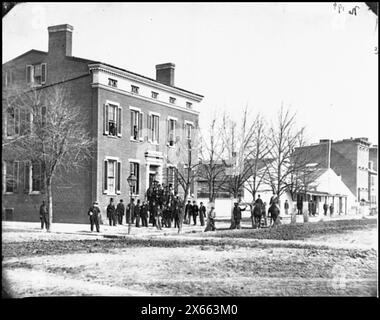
<box><xmin>231</xmin><ymin>201</ymin><xmax>247</xmax><ymax>229</ymax></box>
<box><xmin>204</xmin><ymin>203</ymin><xmax>216</xmax><ymax>232</ymax></box>
<box><xmin>88</xmin><ymin>201</ymin><xmax>100</xmax><ymax>232</ymax></box>
<box><xmin>116</xmin><ymin>199</ymin><xmax>125</xmax><ymax>225</ymax></box>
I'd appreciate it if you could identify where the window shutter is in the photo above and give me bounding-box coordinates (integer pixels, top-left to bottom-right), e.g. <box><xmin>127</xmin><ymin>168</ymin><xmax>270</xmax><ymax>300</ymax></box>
<box><xmin>41</xmin><ymin>63</ymin><xmax>47</xmax><ymax>84</ymax></box>
<box><xmin>24</xmin><ymin>161</ymin><xmax>30</xmax><ymax>193</ymax></box>
<box><xmin>104</xmin><ymin>160</ymin><xmax>108</xmax><ymax>192</ymax></box>
<box><xmin>139</xmin><ymin>112</ymin><xmax>143</xmax><ymax>139</ymax></box>
<box><xmin>136</xmin><ymin>163</ymin><xmax>140</xmax><ymax>194</ymax></box>
<box><xmin>13</xmin><ymin>162</ymin><xmax>19</xmax><ymax>193</ymax></box>
<box><xmin>147</xmin><ymin>114</ymin><xmax>151</xmax><ymax>141</ymax></box>
<box><xmin>15</xmin><ymin>108</ymin><xmax>20</xmax><ymax>136</ymax></box>
<box><xmin>104</xmin><ymin>104</ymin><xmax>109</xmax><ymax>135</ymax></box>
<box><xmin>130</xmin><ymin>110</ymin><xmax>134</xmax><ymax>137</ymax></box>
<box><xmin>117</xmin><ymin>161</ymin><xmax>121</xmax><ymax>193</ymax></box>
<box><xmin>26</xmin><ymin>65</ymin><xmax>33</xmax><ymax>84</ymax></box>
<box><xmin>117</xmin><ymin>106</ymin><xmax>122</xmax><ymax>137</ymax></box>
<box><xmin>156</xmin><ymin>116</ymin><xmax>160</xmax><ymax>143</ymax></box>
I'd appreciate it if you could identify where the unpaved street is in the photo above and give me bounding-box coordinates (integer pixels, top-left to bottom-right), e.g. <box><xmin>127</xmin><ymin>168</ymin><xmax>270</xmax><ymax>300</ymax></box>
<box><xmin>2</xmin><ymin>218</ymin><xmax>377</xmax><ymax>297</ymax></box>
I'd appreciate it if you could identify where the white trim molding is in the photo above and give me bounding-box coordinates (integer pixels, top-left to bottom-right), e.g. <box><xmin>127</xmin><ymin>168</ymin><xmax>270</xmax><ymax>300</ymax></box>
<box><xmin>129</xmin><ymin>105</ymin><xmax>142</xmax><ymax>112</ymax></box>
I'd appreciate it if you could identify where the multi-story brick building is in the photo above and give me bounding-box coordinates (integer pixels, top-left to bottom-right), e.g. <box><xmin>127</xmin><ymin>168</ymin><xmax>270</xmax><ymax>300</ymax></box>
<box><xmin>2</xmin><ymin>24</ymin><xmax>203</xmax><ymax>223</ymax></box>
<box><xmin>368</xmin><ymin>145</ymin><xmax>378</xmax><ymax>207</ymax></box>
<box><xmin>294</xmin><ymin>137</ymin><xmax>377</xmax><ymax>206</ymax></box>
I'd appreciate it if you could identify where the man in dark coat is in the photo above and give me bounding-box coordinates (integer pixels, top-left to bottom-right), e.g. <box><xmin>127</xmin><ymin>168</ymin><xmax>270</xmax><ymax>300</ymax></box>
<box><xmin>255</xmin><ymin>195</ymin><xmax>264</xmax><ymax>206</ymax></box>
<box><xmin>297</xmin><ymin>199</ymin><xmax>303</xmax><ymax>215</ymax></box>
<box><xmin>269</xmin><ymin>193</ymin><xmax>278</xmax><ymax>206</ymax></box>
<box><xmin>39</xmin><ymin>200</ymin><xmax>49</xmax><ymax>230</ymax></box>
<box><xmin>199</xmin><ymin>202</ymin><xmax>206</xmax><ymax>226</ymax></box>
<box><xmin>135</xmin><ymin>199</ymin><xmax>141</xmax><ymax>227</ymax></box>
<box><xmin>126</xmin><ymin>198</ymin><xmax>135</xmax><ymax>225</ymax></box>
<box><xmin>185</xmin><ymin>200</ymin><xmax>192</xmax><ymax>224</ymax></box>
<box><xmin>231</xmin><ymin>202</ymin><xmax>246</xmax><ymax>229</ymax></box>
<box><xmin>88</xmin><ymin>201</ymin><xmax>100</xmax><ymax>232</ymax></box>
<box><xmin>107</xmin><ymin>198</ymin><xmax>116</xmax><ymax>226</ymax></box>
<box><xmin>329</xmin><ymin>203</ymin><xmax>334</xmax><ymax>216</ymax></box>
<box><xmin>323</xmin><ymin>202</ymin><xmax>328</xmax><ymax>216</ymax></box>
<box><xmin>192</xmin><ymin>201</ymin><xmax>199</xmax><ymax>225</ymax></box>
<box><xmin>284</xmin><ymin>200</ymin><xmax>290</xmax><ymax>215</ymax></box>
<box><xmin>140</xmin><ymin>201</ymin><xmax>149</xmax><ymax>227</ymax></box>
<box><xmin>116</xmin><ymin>199</ymin><xmax>125</xmax><ymax>225</ymax></box>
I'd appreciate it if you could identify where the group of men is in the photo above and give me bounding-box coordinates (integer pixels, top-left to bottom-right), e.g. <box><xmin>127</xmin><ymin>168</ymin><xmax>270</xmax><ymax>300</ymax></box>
<box><xmin>184</xmin><ymin>200</ymin><xmax>207</xmax><ymax>226</ymax></box>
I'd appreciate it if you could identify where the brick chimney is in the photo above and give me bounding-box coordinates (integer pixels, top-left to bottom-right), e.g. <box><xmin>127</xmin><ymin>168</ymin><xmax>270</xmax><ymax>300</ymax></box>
<box><xmin>156</xmin><ymin>63</ymin><xmax>175</xmax><ymax>86</ymax></box>
<box><xmin>48</xmin><ymin>24</ymin><xmax>73</xmax><ymax>58</ymax></box>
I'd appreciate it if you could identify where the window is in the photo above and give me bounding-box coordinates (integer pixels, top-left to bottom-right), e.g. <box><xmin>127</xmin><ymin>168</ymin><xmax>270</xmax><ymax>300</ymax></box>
<box><xmin>104</xmin><ymin>103</ymin><xmax>122</xmax><ymax>137</ymax></box>
<box><xmin>169</xmin><ymin>97</ymin><xmax>176</xmax><ymax>104</ymax></box>
<box><xmin>148</xmin><ymin>114</ymin><xmax>160</xmax><ymax>143</ymax></box>
<box><xmin>104</xmin><ymin>158</ymin><xmax>121</xmax><ymax>195</ymax></box>
<box><xmin>131</xmin><ymin>85</ymin><xmax>139</xmax><ymax>94</ymax></box>
<box><xmin>108</xmin><ymin>78</ymin><xmax>118</xmax><ymax>87</ymax></box>
<box><xmin>185</xmin><ymin>122</ymin><xmax>193</xmax><ymax>149</ymax></box>
<box><xmin>26</xmin><ymin>63</ymin><xmax>47</xmax><ymax>86</ymax></box>
<box><xmin>4</xmin><ymin>161</ymin><xmax>19</xmax><ymax>193</ymax></box>
<box><xmin>4</xmin><ymin>70</ymin><xmax>13</xmax><ymax>87</ymax></box>
<box><xmin>186</xmin><ymin>102</ymin><xmax>193</xmax><ymax>109</ymax></box>
<box><xmin>167</xmin><ymin>166</ymin><xmax>176</xmax><ymax>188</ymax></box>
<box><xmin>151</xmin><ymin>91</ymin><xmax>158</xmax><ymax>99</ymax></box>
<box><xmin>167</xmin><ymin>118</ymin><xmax>176</xmax><ymax>146</ymax></box>
<box><xmin>6</xmin><ymin>107</ymin><xmax>20</xmax><ymax>137</ymax></box>
<box><xmin>130</xmin><ymin>109</ymin><xmax>143</xmax><ymax>141</ymax></box>
<box><xmin>130</xmin><ymin>162</ymin><xmax>140</xmax><ymax>194</ymax></box>
<box><xmin>31</xmin><ymin>161</ymin><xmax>43</xmax><ymax>192</ymax></box>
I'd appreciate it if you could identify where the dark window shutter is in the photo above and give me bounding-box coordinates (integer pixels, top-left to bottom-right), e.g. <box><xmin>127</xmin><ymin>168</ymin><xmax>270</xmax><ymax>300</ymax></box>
<box><xmin>41</xmin><ymin>63</ymin><xmax>47</xmax><ymax>84</ymax></box>
<box><xmin>139</xmin><ymin>112</ymin><xmax>143</xmax><ymax>139</ymax></box>
<box><xmin>104</xmin><ymin>104</ymin><xmax>109</xmax><ymax>135</ymax></box>
<box><xmin>117</xmin><ymin>161</ymin><xmax>121</xmax><ymax>193</ymax></box>
<box><xmin>24</xmin><ymin>161</ymin><xmax>30</xmax><ymax>193</ymax></box>
<box><xmin>104</xmin><ymin>160</ymin><xmax>108</xmax><ymax>191</ymax></box>
<box><xmin>13</xmin><ymin>162</ymin><xmax>19</xmax><ymax>193</ymax></box>
<box><xmin>26</xmin><ymin>65</ymin><xmax>33</xmax><ymax>84</ymax></box>
<box><xmin>130</xmin><ymin>110</ymin><xmax>134</xmax><ymax>137</ymax></box>
<box><xmin>117</xmin><ymin>106</ymin><xmax>122</xmax><ymax>137</ymax></box>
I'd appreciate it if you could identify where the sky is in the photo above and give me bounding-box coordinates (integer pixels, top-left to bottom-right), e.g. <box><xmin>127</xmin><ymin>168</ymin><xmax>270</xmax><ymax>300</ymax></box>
<box><xmin>2</xmin><ymin>2</ymin><xmax>378</xmax><ymax>145</ymax></box>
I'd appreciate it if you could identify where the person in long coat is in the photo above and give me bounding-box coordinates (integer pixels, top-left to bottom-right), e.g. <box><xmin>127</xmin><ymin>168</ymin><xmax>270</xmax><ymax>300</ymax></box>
<box><xmin>88</xmin><ymin>201</ymin><xmax>100</xmax><ymax>232</ymax></box>
<box><xmin>185</xmin><ymin>200</ymin><xmax>192</xmax><ymax>224</ymax></box>
<box><xmin>140</xmin><ymin>201</ymin><xmax>149</xmax><ymax>227</ymax></box>
<box><xmin>231</xmin><ymin>202</ymin><xmax>246</xmax><ymax>229</ymax></box>
<box><xmin>126</xmin><ymin>198</ymin><xmax>135</xmax><ymax>225</ymax></box>
<box><xmin>39</xmin><ymin>200</ymin><xmax>49</xmax><ymax>230</ymax></box>
<box><xmin>192</xmin><ymin>200</ymin><xmax>199</xmax><ymax>225</ymax></box>
<box><xmin>107</xmin><ymin>198</ymin><xmax>117</xmax><ymax>226</ymax></box>
<box><xmin>199</xmin><ymin>202</ymin><xmax>206</xmax><ymax>226</ymax></box>
<box><xmin>116</xmin><ymin>199</ymin><xmax>125</xmax><ymax>225</ymax></box>
<box><xmin>323</xmin><ymin>202</ymin><xmax>328</xmax><ymax>216</ymax></box>
<box><xmin>135</xmin><ymin>199</ymin><xmax>141</xmax><ymax>227</ymax></box>
<box><xmin>204</xmin><ymin>205</ymin><xmax>216</xmax><ymax>232</ymax></box>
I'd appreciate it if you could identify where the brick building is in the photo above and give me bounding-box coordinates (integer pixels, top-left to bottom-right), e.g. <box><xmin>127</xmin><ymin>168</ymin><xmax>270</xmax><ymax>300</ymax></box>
<box><xmin>2</xmin><ymin>24</ymin><xmax>203</xmax><ymax>223</ymax></box>
<box><xmin>294</xmin><ymin>137</ymin><xmax>378</xmax><ymax>206</ymax></box>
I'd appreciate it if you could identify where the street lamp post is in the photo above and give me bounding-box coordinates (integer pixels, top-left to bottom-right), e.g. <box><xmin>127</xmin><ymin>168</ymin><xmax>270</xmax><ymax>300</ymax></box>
<box><xmin>127</xmin><ymin>173</ymin><xmax>137</xmax><ymax>234</ymax></box>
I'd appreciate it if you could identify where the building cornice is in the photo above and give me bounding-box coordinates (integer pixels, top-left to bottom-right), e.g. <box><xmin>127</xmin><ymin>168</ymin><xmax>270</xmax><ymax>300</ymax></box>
<box><xmin>88</xmin><ymin>63</ymin><xmax>203</xmax><ymax>103</ymax></box>
<box><xmin>91</xmin><ymin>83</ymin><xmax>200</xmax><ymax>116</ymax></box>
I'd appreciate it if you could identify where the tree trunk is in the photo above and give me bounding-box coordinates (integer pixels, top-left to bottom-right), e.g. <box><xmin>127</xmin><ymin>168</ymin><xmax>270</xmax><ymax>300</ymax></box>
<box><xmin>178</xmin><ymin>186</ymin><xmax>189</xmax><ymax>233</ymax></box>
<box><xmin>47</xmin><ymin>177</ymin><xmax>53</xmax><ymax>232</ymax></box>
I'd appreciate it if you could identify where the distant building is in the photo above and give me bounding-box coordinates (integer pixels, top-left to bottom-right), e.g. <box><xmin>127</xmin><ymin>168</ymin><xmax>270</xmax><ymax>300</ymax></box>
<box><xmin>368</xmin><ymin>145</ymin><xmax>378</xmax><ymax>207</ymax></box>
<box><xmin>294</xmin><ymin>138</ymin><xmax>377</xmax><ymax>206</ymax></box>
<box><xmin>2</xmin><ymin>24</ymin><xmax>203</xmax><ymax>223</ymax></box>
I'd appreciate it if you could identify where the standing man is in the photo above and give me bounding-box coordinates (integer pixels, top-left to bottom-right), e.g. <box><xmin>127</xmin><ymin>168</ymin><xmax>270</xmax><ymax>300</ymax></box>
<box><xmin>329</xmin><ymin>203</ymin><xmax>334</xmax><ymax>217</ymax></box>
<box><xmin>88</xmin><ymin>201</ymin><xmax>100</xmax><ymax>232</ymax></box>
<box><xmin>199</xmin><ymin>202</ymin><xmax>206</xmax><ymax>226</ymax></box>
<box><xmin>135</xmin><ymin>199</ymin><xmax>141</xmax><ymax>227</ymax></box>
<box><xmin>140</xmin><ymin>201</ymin><xmax>149</xmax><ymax>227</ymax></box>
<box><xmin>185</xmin><ymin>200</ymin><xmax>192</xmax><ymax>224</ymax></box>
<box><xmin>255</xmin><ymin>195</ymin><xmax>264</xmax><ymax>206</ymax></box>
<box><xmin>284</xmin><ymin>200</ymin><xmax>289</xmax><ymax>215</ymax></box>
<box><xmin>116</xmin><ymin>199</ymin><xmax>125</xmax><ymax>225</ymax></box>
<box><xmin>269</xmin><ymin>193</ymin><xmax>278</xmax><ymax>206</ymax></box>
<box><xmin>297</xmin><ymin>199</ymin><xmax>303</xmax><ymax>215</ymax></box>
<box><xmin>39</xmin><ymin>200</ymin><xmax>49</xmax><ymax>230</ymax></box>
<box><xmin>192</xmin><ymin>200</ymin><xmax>199</xmax><ymax>225</ymax></box>
<box><xmin>107</xmin><ymin>198</ymin><xmax>117</xmax><ymax>226</ymax></box>
<box><xmin>126</xmin><ymin>198</ymin><xmax>135</xmax><ymax>225</ymax></box>
<box><xmin>204</xmin><ymin>204</ymin><xmax>216</xmax><ymax>232</ymax></box>
<box><xmin>323</xmin><ymin>202</ymin><xmax>328</xmax><ymax>216</ymax></box>
<box><xmin>231</xmin><ymin>202</ymin><xmax>246</xmax><ymax>230</ymax></box>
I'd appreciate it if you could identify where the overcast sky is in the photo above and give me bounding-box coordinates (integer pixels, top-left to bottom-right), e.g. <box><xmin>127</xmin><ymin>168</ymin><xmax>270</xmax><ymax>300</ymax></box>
<box><xmin>3</xmin><ymin>2</ymin><xmax>378</xmax><ymax>145</ymax></box>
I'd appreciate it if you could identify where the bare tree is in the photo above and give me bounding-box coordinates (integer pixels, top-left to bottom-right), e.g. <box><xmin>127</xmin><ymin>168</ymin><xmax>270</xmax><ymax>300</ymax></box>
<box><xmin>2</xmin><ymin>84</ymin><xmax>95</xmax><ymax>231</ymax></box>
<box><xmin>263</xmin><ymin>105</ymin><xmax>306</xmax><ymax>201</ymax></box>
<box><xmin>198</xmin><ymin>116</ymin><xmax>227</xmax><ymax>203</ymax></box>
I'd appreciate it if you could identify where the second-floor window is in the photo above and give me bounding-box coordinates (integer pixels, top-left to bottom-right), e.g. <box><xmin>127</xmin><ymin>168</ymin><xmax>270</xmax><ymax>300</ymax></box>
<box><xmin>26</xmin><ymin>63</ymin><xmax>47</xmax><ymax>86</ymax></box>
<box><xmin>131</xmin><ymin>85</ymin><xmax>139</xmax><ymax>94</ymax></box>
<box><xmin>104</xmin><ymin>103</ymin><xmax>122</xmax><ymax>137</ymax></box>
<box><xmin>130</xmin><ymin>109</ymin><xmax>143</xmax><ymax>141</ymax></box>
<box><xmin>148</xmin><ymin>114</ymin><xmax>159</xmax><ymax>143</ymax></box>
<box><xmin>167</xmin><ymin>118</ymin><xmax>176</xmax><ymax>146</ymax></box>
<box><xmin>185</xmin><ymin>122</ymin><xmax>193</xmax><ymax>148</ymax></box>
<box><xmin>6</xmin><ymin>107</ymin><xmax>20</xmax><ymax>138</ymax></box>
<box><xmin>108</xmin><ymin>78</ymin><xmax>118</xmax><ymax>87</ymax></box>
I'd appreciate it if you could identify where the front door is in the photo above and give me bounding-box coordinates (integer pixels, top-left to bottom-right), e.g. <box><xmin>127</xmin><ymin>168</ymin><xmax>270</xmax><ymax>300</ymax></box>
<box><xmin>149</xmin><ymin>173</ymin><xmax>156</xmax><ymax>187</ymax></box>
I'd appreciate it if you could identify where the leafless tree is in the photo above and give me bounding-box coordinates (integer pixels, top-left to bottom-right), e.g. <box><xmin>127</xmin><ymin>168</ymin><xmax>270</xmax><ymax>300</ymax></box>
<box><xmin>2</xmin><ymin>84</ymin><xmax>95</xmax><ymax>231</ymax></box>
<box><xmin>198</xmin><ymin>116</ymin><xmax>227</xmax><ymax>203</ymax></box>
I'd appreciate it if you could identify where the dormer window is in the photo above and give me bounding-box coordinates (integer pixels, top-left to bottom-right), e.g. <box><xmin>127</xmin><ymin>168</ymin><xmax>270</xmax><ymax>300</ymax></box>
<box><xmin>108</xmin><ymin>78</ymin><xmax>118</xmax><ymax>87</ymax></box>
<box><xmin>26</xmin><ymin>63</ymin><xmax>47</xmax><ymax>86</ymax></box>
<box><xmin>169</xmin><ymin>97</ymin><xmax>176</xmax><ymax>104</ymax></box>
<box><xmin>131</xmin><ymin>85</ymin><xmax>139</xmax><ymax>94</ymax></box>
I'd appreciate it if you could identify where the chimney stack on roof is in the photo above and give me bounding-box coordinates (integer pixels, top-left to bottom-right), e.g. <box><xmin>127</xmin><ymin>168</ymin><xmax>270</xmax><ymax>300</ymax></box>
<box><xmin>156</xmin><ymin>63</ymin><xmax>175</xmax><ymax>86</ymax></box>
<box><xmin>48</xmin><ymin>24</ymin><xmax>73</xmax><ymax>58</ymax></box>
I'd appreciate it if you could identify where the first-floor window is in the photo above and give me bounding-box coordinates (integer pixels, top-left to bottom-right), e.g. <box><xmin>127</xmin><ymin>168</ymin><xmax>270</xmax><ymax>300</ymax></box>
<box><xmin>31</xmin><ymin>161</ymin><xmax>43</xmax><ymax>192</ymax></box>
<box><xmin>130</xmin><ymin>162</ymin><xmax>140</xmax><ymax>194</ymax></box>
<box><xmin>4</xmin><ymin>161</ymin><xmax>19</xmax><ymax>193</ymax></box>
<box><xmin>104</xmin><ymin>159</ymin><xmax>121</xmax><ymax>194</ymax></box>
<box><xmin>167</xmin><ymin>166</ymin><xmax>176</xmax><ymax>188</ymax></box>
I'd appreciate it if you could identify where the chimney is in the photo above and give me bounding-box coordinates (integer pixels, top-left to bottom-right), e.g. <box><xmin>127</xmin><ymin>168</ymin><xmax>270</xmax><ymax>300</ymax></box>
<box><xmin>156</xmin><ymin>63</ymin><xmax>175</xmax><ymax>86</ymax></box>
<box><xmin>48</xmin><ymin>24</ymin><xmax>73</xmax><ymax>58</ymax></box>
